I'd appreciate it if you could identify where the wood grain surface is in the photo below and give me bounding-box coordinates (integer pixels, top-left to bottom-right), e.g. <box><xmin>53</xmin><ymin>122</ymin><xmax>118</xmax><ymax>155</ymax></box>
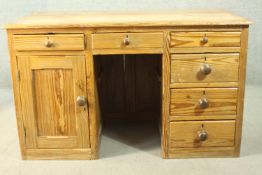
<box><xmin>170</xmin><ymin>32</ymin><xmax>241</xmax><ymax>48</ymax></box>
<box><xmin>169</xmin><ymin>120</ymin><xmax>235</xmax><ymax>148</ymax></box>
<box><xmin>170</xmin><ymin>88</ymin><xmax>238</xmax><ymax>116</ymax></box>
<box><xmin>13</xmin><ymin>34</ymin><xmax>85</xmax><ymax>51</ymax></box>
<box><xmin>17</xmin><ymin>55</ymin><xmax>90</xmax><ymax>149</ymax></box>
<box><xmin>5</xmin><ymin>10</ymin><xmax>251</xmax><ymax>29</ymax></box>
<box><xmin>170</xmin><ymin>54</ymin><xmax>239</xmax><ymax>84</ymax></box>
<box><xmin>92</xmin><ymin>32</ymin><xmax>163</xmax><ymax>49</ymax></box>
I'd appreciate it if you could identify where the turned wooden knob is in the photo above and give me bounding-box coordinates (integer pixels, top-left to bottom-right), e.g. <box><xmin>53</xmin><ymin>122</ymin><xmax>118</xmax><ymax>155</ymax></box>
<box><xmin>76</xmin><ymin>96</ymin><xmax>87</xmax><ymax>106</ymax></box>
<box><xmin>123</xmin><ymin>36</ymin><xmax>130</xmax><ymax>45</ymax></box>
<box><xmin>45</xmin><ymin>39</ymin><xmax>54</xmax><ymax>47</ymax></box>
<box><xmin>201</xmin><ymin>35</ymin><xmax>208</xmax><ymax>44</ymax></box>
<box><xmin>199</xmin><ymin>98</ymin><xmax>209</xmax><ymax>109</ymax></box>
<box><xmin>198</xmin><ymin>130</ymin><xmax>208</xmax><ymax>141</ymax></box>
<box><xmin>200</xmin><ymin>64</ymin><xmax>212</xmax><ymax>75</ymax></box>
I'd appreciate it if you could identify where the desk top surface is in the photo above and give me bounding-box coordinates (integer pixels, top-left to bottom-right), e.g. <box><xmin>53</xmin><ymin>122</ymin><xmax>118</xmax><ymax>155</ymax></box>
<box><xmin>5</xmin><ymin>10</ymin><xmax>251</xmax><ymax>29</ymax></box>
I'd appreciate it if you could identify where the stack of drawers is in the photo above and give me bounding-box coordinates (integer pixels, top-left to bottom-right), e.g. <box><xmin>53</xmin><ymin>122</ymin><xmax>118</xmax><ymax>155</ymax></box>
<box><xmin>168</xmin><ymin>31</ymin><xmax>242</xmax><ymax>158</ymax></box>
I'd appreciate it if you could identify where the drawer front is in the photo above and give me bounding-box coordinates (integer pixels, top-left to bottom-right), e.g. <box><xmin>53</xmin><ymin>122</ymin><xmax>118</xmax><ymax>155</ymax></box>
<box><xmin>169</xmin><ymin>120</ymin><xmax>235</xmax><ymax>148</ymax></box>
<box><xmin>171</xmin><ymin>54</ymin><xmax>239</xmax><ymax>83</ymax></box>
<box><xmin>92</xmin><ymin>33</ymin><xmax>163</xmax><ymax>49</ymax></box>
<box><xmin>170</xmin><ymin>88</ymin><xmax>237</xmax><ymax>116</ymax></box>
<box><xmin>13</xmin><ymin>34</ymin><xmax>85</xmax><ymax>51</ymax></box>
<box><xmin>170</xmin><ymin>32</ymin><xmax>241</xmax><ymax>48</ymax></box>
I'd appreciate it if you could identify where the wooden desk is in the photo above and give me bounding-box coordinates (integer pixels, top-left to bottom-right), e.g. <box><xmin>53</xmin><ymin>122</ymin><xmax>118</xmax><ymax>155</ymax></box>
<box><xmin>5</xmin><ymin>10</ymin><xmax>251</xmax><ymax>159</ymax></box>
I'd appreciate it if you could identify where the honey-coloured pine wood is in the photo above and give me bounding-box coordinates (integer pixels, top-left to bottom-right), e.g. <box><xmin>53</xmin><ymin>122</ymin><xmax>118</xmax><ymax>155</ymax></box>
<box><xmin>5</xmin><ymin>10</ymin><xmax>251</xmax><ymax>29</ymax></box>
<box><xmin>17</xmin><ymin>55</ymin><xmax>90</xmax><ymax>149</ymax></box>
<box><xmin>92</xmin><ymin>33</ymin><xmax>163</xmax><ymax>49</ymax></box>
<box><xmin>170</xmin><ymin>88</ymin><xmax>238</xmax><ymax>116</ymax></box>
<box><xmin>13</xmin><ymin>34</ymin><xmax>85</xmax><ymax>51</ymax></box>
<box><xmin>5</xmin><ymin>10</ymin><xmax>251</xmax><ymax>160</ymax></box>
<box><xmin>234</xmin><ymin>26</ymin><xmax>249</xmax><ymax>157</ymax></box>
<box><xmin>7</xmin><ymin>30</ymin><xmax>27</xmax><ymax>158</ymax></box>
<box><xmin>161</xmin><ymin>31</ymin><xmax>171</xmax><ymax>158</ymax></box>
<box><xmin>170</xmin><ymin>54</ymin><xmax>239</xmax><ymax>84</ymax></box>
<box><xmin>170</xmin><ymin>32</ymin><xmax>241</xmax><ymax>48</ymax></box>
<box><xmin>168</xmin><ymin>147</ymin><xmax>235</xmax><ymax>159</ymax></box>
<box><xmin>169</xmin><ymin>120</ymin><xmax>235</xmax><ymax>148</ymax></box>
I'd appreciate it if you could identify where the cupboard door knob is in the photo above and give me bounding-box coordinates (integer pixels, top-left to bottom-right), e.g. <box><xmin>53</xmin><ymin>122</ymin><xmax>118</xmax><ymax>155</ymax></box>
<box><xmin>199</xmin><ymin>98</ymin><xmax>209</xmax><ymax>109</ymax></box>
<box><xmin>198</xmin><ymin>130</ymin><xmax>208</xmax><ymax>141</ymax></box>
<box><xmin>123</xmin><ymin>37</ymin><xmax>130</xmax><ymax>45</ymax></box>
<box><xmin>45</xmin><ymin>39</ymin><xmax>54</xmax><ymax>47</ymax></box>
<box><xmin>201</xmin><ymin>35</ymin><xmax>208</xmax><ymax>44</ymax></box>
<box><xmin>200</xmin><ymin>64</ymin><xmax>212</xmax><ymax>75</ymax></box>
<box><xmin>76</xmin><ymin>96</ymin><xmax>87</xmax><ymax>106</ymax></box>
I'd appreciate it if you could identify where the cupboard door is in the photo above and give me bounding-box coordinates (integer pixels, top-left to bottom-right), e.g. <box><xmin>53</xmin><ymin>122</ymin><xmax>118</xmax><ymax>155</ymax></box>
<box><xmin>17</xmin><ymin>56</ymin><xmax>89</xmax><ymax>149</ymax></box>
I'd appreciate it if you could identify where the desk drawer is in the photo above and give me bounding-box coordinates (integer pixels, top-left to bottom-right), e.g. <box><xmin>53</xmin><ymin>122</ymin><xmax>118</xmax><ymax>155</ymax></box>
<box><xmin>170</xmin><ymin>54</ymin><xmax>239</xmax><ymax>84</ymax></box>
<box><xmin>169</xmin><ymin>120</ymin><xmax>235</xmax><ymax>148</ymax></box>
<box><xmin>170</xmin><ymin>32</ymin><xmax>241</xmax><ymax>48</ymax></box>
<box><xmin>170</xmin><ymin>88</ymin><xmax>238</xmax><ymax>116</ymax></box>
<box><xmin>92</xmin><ymin>33</ymin><xmax>163</xmax><ymax>49</ymax></box>
<box><xmin>13</xmin><ymin>34</ymin><xmax>85</xmax><ymax>51</ymax></box>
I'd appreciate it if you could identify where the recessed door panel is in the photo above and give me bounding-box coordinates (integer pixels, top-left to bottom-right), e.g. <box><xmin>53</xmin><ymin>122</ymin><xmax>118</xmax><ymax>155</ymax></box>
<box><xmin>17</xmin><ymin>56</ymin><xmax>89</xmax><ymax>149</ymax></box>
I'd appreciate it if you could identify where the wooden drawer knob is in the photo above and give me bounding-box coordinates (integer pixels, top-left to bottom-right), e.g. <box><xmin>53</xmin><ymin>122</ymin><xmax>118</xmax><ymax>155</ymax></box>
<box><xmin>76</xmin><ymin>96</ymin><xmax>87</xmax><ymax>106</ymax></box>
<box><xmin>45</xmin><ymin>39</ymin><xmax>54</xmax><ymax>48</ymax></box>
<box><xmin>200</xmin><ymin>63</ymin><xmax>212</xmax><ymax>75</ymax></box>
<box><xmin>123</xmin><ymin>36</ymin><xmax>130</xmax><ymax>45</ymax></box>
<box><xmin>199</xmin><ymin>98</ymin><xmax>209</xmax><ymax>109</ymax></box>
<box><xmin>201</xmin><ymin>35</ymin><xmax>208</xmax><ymax>44</ymax></box>
<box><xmin>198</xmin><ymin>130</ymin><xmax>208</xmax><ymax>141</ymax></box>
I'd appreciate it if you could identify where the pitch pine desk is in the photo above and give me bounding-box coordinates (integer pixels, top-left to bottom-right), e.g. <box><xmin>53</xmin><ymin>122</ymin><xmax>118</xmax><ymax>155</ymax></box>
<box><xmin>5</xmin><ymin>10</ymin><xmax>251</xmax><ymax>159</ymax></box>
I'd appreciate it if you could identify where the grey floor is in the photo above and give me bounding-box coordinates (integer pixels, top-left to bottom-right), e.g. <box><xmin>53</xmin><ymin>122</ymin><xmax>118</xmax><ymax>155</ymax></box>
<box><xmin>0</xmin><ymin>85</ymin><xmax>262</xmax><ymax>175</ymax></box>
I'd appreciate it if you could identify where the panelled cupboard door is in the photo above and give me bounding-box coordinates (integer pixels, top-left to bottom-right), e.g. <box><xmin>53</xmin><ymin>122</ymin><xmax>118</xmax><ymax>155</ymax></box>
<box><xmin>17</xmin><ymin>55</ymin><xmax>90</xmax><ymax>149</ymax></box>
